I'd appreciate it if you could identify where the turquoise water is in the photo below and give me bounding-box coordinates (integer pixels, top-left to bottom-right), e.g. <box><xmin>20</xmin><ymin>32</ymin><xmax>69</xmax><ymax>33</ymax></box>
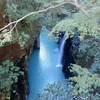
<box><xmin>28</xmin><ymin>29</ymin><xmax>65</xmax><ymax>100</ymax></box>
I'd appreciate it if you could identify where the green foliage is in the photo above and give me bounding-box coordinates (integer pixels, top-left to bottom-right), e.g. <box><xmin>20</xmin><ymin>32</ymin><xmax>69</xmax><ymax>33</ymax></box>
<box><xmin>12</xmin><ymin>31</ymin><xmax>30</xmax><ymax>47</ymax></box>
<box><xmin>17</xmin><ymin>32</ymin><xmax>30</xmax><ymax>47</ymax></box>
<box><xmin>4</xmin><ymin>1</ymin><xmax>43</xmax><ymax>24</ymax></box>
<box><xmin>50</xmin><ymin>16</ymin><xmax>100</xmax><ymax>41</ymax></box>
<box><xmin>35</xmin><ymin>78</ymin><xmax>100</xmax><ymax>100</ymax></box>
<box><xmin>35</xmin><ymin>81</ymin><xmax>68</xmax><ymax>100</ymax></box>
<box><xmin>0</xmin><ymin>29</ymin><xmax>12</xmax><ymax>47</ymax></box>
<box><xmin>4</xmin><ymin>3</ymin><xmax>19</xmax><ymax>20</ymax></box>
<box><xmin>50</xmin><ymin>0</ymin><xmax>100</xmax><ymax>41</ymax></box>
<box><xmin>74</xmin><ymin>37</ymin><xmax>100</xmax><ymax>74</ymax></box>
<box><xmin>3</xmin><ymin>0</ymin><xmax>44</xmax><ymax>47</ymax></box>
<box><xmin>69</xmin><ymin>64</ymin><xmax>100</xmax><ymax>94</ymax></box>
<box><xmin>0</xmin><ymin>60</ymin><xmax>24</xmax><ymax>97</ymax></box>
<box><xmin>0</xmin><ymin>30</ymin><xmax>30</xmax><ymax>47</ymax></box>
<box><xmin>2</xmin><ymin>0</ymin><xmax>77</xmax><ymax>47</ymax></box>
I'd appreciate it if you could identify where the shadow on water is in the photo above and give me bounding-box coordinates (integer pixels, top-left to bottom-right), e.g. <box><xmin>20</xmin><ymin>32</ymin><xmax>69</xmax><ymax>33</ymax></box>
<box><xmin>28</xmin><ymin>27</ymin><xmax>65</xmax><ymax>100</ymax></box>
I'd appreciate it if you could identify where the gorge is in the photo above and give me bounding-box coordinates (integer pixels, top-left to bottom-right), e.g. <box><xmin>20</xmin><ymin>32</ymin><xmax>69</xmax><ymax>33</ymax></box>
<box><xmin>0</xmin><ymin>0</ymin><xmax>100</xmax><ymax>100</ymax></box>
<box><xmin>28</xmin><ymin>27</ymin><xmax>65</xmax><ymax>100</ymax></box>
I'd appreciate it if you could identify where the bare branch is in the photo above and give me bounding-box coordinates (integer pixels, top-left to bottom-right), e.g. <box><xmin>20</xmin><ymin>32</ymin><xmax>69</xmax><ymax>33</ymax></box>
<box><xmin>10</xmin><ymin>22</ymin><xmax>18</xmax><ymax>33</ymax></box>
<box><xmin>74</xmin><ymin>0</ymin><xmax>78</xmax><ymax>5</ymax></box>
<box><xmin>0</xmin><ymin>1</ymin><xmax>90</xmax><ymax>32</ymax></box>
<box><xmin>0</xmin><ymin>21</ymin><xmax>17</xmax><ymax>31</ymax></box>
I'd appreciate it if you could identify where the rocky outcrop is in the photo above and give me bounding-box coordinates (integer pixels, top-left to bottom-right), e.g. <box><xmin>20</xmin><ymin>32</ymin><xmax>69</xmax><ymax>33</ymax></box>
<box><xmin>58</xmin><ymin>33</ymin><xmax>80</xmax><ymax>78</ymax></box>
<box><xmin>10</xmin><ymin>37</ymin><xmax>40</xmax><ymax>100</ymax></box>
<box><xmin>62</xmin><ymin>37</ymin><xmax>75</xmax><ymax>78</ymax></box>
<box><xmin>0</xmin><ymin>43</ymin><xmax>26</xmax><ymax>64</ymax></box>
<box><xmin>33</xmin><ymin>35</ymin><xmax>40</xmax><ymax>49</ymax></box>
<box><xmin>11</xmin><ymin>55</ymin><xmax>29</xmax><ymax>100</ymax></box>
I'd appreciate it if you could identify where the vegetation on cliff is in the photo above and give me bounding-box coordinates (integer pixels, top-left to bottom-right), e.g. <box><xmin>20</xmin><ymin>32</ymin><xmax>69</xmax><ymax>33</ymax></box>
<box><xmin>0</xmin><ymin>0</ymin><xmax>44</xmax><ymax>99</ymax></box>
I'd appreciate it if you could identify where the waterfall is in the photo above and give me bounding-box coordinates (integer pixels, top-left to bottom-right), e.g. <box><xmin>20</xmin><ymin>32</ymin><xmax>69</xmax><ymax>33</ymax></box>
<box><xmin>56</xmin><ymin>34</ymin><xmax>66</xmax><ymax>67</ymax></box>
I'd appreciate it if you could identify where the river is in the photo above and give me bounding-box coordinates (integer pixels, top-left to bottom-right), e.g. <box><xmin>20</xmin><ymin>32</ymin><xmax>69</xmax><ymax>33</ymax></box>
<box><xmin>28</xmin><ymin>27</ymin><xmax>65</xmax><ymax>100</ymax></box>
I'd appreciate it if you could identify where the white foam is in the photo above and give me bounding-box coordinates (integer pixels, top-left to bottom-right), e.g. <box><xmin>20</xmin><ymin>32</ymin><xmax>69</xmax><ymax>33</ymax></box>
<box><xmin>56</xmin><ymin>64</ymin><xmax>62</xmax><ymax>67</ymax></box>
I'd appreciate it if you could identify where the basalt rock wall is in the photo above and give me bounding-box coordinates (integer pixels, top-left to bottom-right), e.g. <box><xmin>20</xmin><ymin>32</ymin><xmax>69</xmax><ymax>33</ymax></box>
<box><xmin>58</xmin><ymin>33</ymin><xmax>80</xmax><ymax>78</ymax></box>
<box><xmin>10</xmin><ymin>36</ymin><xmax>40</xmax><ymax>100</ymax></box>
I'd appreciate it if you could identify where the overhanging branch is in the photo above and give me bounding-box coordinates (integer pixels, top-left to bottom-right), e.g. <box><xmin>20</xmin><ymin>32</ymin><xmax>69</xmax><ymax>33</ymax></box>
<box><xmin>0</xmin><ymin>1</ymin><xmax>90</xmax><ymax>32</ymax></box>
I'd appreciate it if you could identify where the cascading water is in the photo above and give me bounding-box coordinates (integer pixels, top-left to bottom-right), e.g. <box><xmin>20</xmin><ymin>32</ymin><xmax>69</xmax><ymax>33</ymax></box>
<box><xmin>56</xmin><ymin>33</ymin><xmax>66</xmax><ymax>67</ymax></box>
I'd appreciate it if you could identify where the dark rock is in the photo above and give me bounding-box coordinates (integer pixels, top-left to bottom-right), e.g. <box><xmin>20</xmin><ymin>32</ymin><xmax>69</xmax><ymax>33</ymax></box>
<box><xmin>11</xmin><ymin>55</ymin><xmax>29</xmax><ymax>100</ymax></box>
<box><xmin>62</xmin><ymin>37</ymin><xmax>75</xmax><ymax>78</ymax></box>
<box><xmin>60</xmin><ymin>33</ymin><xmax>80</xmax><ymax>78</ymax></box>
<box><xmin>33</xmin><ymin>35</ymin><xmax>40</xmax><ymax>49</ymax></box>
<box><xmin>10</xmin><ymin>35</ymin><xmax>40</xmax><ymax>100</ymax></box>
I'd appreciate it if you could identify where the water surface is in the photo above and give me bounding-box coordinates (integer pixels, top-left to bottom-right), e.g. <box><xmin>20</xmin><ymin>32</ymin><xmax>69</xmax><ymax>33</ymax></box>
<box><xmin>28</xmin><ymin>29</ymin><xmax>64</xmax><ymax>100</ymax></box>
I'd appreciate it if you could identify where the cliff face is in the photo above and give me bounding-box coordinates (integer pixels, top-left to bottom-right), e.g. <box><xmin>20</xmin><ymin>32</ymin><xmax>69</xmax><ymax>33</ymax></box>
<box><xmin>0</xmin><ymin>33</ymin><xmax>40</xmax><ymax>100</ymax></box>
<box><xmin>0</xmin><ymin>3</ymin><xmax>41</xmax><ymax>98</ymax></box>
<box><xmin>10</xmin><ymin>36</ymin><xmax>40</xmax><ymax>100</ymax></box>
<box><xmin>58</xmin><ymin>33</ymin><xmax>80</xmax><ymax>78</ymax></box>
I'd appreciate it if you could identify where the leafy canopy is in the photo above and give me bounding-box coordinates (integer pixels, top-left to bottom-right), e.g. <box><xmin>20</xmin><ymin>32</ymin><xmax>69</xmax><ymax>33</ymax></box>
<box><xmin>0</xmin><ymin>60</ymin><xmax>24</xmax><ymax>98</ymax></box>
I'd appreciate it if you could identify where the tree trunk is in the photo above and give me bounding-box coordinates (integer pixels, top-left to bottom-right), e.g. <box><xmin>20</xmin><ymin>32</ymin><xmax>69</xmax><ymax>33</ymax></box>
<box><xmin>0</xmin><ymin>2</ymin><xmax>3</xmax><ymax>32</ymax></box>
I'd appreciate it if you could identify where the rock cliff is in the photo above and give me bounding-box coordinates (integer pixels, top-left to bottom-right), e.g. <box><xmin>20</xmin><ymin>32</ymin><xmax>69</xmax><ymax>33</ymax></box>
<box><xmin>10</xmin><ymin>36</ymin><xmax>40</xmax><ymax>100</ymax></box>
